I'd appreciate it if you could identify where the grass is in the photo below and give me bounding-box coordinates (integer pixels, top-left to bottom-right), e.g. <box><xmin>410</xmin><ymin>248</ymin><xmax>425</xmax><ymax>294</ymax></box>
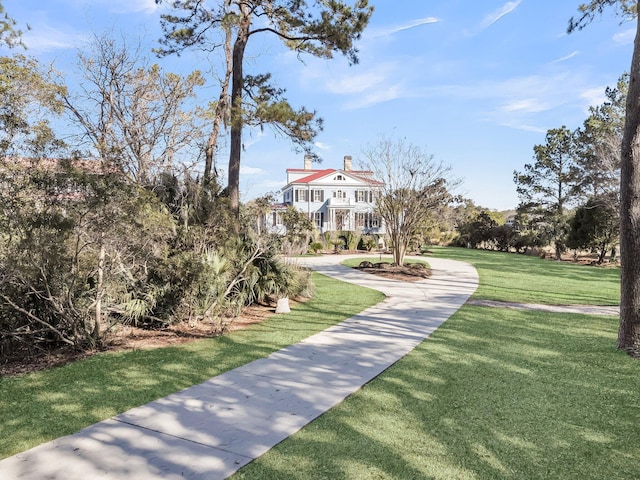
<box><xmin>235</xmin><ymin>308</ymin><xmax>637</xmax><ymax>480</ymax></box>
<box><xmin>234</xmin><ymin>247</ymin><xmax>638</xmax><ymax>480</ymax></box>
<box><xmin>0</xmin><ymin>272</ymin><xmax>384</xmax><ymax>460</ymax></box>
<box><xmin>428</xmin><ymin>246</ymin><xmax>620</xmax><ymax>305</ymax></box>
<box><xmin>3</xmin><ymin>247</ymin><xmax>633</xmax><ymax>478</ymax></box>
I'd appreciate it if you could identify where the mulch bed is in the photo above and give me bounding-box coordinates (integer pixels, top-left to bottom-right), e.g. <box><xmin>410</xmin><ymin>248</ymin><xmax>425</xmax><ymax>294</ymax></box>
<box><xmin>0</xmin><ymin>301</ymin><xmax>300</xmax><ymax>378</ymax></box>
<box><xmin>353</xmin><ymin>262</ymin><xmax>432</xmax><ymax>282</ymax></box>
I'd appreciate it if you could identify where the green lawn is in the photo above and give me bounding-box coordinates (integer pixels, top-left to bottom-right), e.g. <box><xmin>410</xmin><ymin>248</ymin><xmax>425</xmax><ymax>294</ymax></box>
<box><xmin>428</xmin><ymin>246</ymin><xmax>620</xmax><ymax>305</ymax></box>
<box><xmin>0</xmin><ymin>272</ymin><xmax>384</xmax><ymax>460</ymax></box>
<box><xmin>235</xmin><ymin>248</ymin><xmax>638</xmax><ymax>480</ymax></box>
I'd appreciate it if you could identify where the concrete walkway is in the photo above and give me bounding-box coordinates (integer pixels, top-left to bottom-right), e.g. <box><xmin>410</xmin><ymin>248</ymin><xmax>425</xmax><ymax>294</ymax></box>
<box><xmin>0</xmin><ymin>255</ymin><xmax>478</xmax><ymax>480</ymax></box>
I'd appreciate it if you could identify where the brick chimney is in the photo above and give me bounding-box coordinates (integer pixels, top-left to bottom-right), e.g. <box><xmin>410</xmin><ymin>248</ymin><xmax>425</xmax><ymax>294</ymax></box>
<box><xmin>343</xmin><ymin>155</ymin><xmax>352</xmax><ymax>171</ymax></box>
<box><xmin>304</xmin><ymin>154</ymin><xmax>313</xmax><ymax>170</ymax></box>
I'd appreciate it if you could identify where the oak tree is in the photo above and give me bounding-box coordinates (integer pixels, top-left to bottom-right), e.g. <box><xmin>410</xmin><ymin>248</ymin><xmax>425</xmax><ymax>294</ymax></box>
<box><xmin>567</xmin><ymin>193</ymin><xmax>620</xmax><ymax>264</ymax></box>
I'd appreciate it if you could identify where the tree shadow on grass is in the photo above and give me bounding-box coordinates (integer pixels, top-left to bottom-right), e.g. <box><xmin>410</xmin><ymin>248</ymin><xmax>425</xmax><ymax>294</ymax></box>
<box><xmin>234</xmin><ymin>306</ymin><xmax>639</xmax><ymax>480</ymax></box>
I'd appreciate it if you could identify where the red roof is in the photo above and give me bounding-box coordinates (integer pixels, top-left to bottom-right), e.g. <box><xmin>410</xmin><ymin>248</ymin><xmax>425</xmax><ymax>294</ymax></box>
<box><xmin>290</xmin><ymin>168</ymin><xmax>336</xmax><ymax>184</ymax></box>
<box><xmin>286</xmin><ymin>168</ymin><xmax>383</xmax><ymax>186</ymax></box>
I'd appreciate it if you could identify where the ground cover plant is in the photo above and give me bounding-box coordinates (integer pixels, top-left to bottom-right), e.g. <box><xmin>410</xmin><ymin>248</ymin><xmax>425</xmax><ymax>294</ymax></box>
<box><xmin>234</xmin><ymin>248</ymin><xmax>637</xmax><ymax>480</ymax></box>
<box><xmin>0</xmin><ymin>273</ymin><xmax>384</xmax><ymax>459</ymax></box>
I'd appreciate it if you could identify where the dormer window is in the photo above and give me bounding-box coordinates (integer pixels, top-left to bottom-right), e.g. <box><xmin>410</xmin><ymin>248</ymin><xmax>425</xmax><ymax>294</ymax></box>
<box><xmin>334</xmin><ymin>174</ymin><xmax>345</xmax><ymax>181</ymax></box>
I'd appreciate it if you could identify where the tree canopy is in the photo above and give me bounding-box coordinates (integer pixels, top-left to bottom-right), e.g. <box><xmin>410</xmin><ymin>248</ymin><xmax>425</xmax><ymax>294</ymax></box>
<box><xmin>0</xmin><ymin>2</ymin><xmax>24</xmax><ymax>49</ymax></box>
<box><xmin>0</xmin><ymin>55</ymin><xmax>66</xmax><ymax>157</ymax></box>
<box><xmin>0</xmin><ymin>15</ymin><xmax>311</xmax><ymax>363</ymax></box>
<box><xmin>361</xmin><ymin>136</ymin><xmax>456</xmax><ymax>266</ymax></box>
<box><xmin>155</xmin><ymin>0</ymin><xmax>373</xmax><ymax>218</ymax></box>
<box><xmin>62</xmin><ymin>34</ymin><xmax>206</xmax><ymax>185</ymax></box>
<box><xmin>568</xmin><ymin>0</ymin><xmax>636</xmax><ymax>31</ymax></box>
<box><xmin>574</xmin><ymin>73</ymin><xmax>625</xmax><ymax>202</ymax></box>
<box><xmin>514</xmin><ymin>126</ymin><xmax>579</xmax><ymax>259</ymax></box>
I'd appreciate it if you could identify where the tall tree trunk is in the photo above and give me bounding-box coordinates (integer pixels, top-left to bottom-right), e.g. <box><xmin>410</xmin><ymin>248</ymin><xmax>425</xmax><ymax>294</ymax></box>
<box><xmin>598</xmin><ymin>242</ymin><xmax>607</xmax><ymax>265</ymax></box>
<box><xmin>618</xmin><ymin>12</ymin><xmax>640</xmax><ymax>353</ymax></box>
<box><xmin>228</xmin><ymin>8</ymin><xmax>250</xmax><ymax>219</ymax></box>
<box><xmin>94</xmin><ymin>240</ymin><xmax>105</xmax><ymax>345</ymax></box>
<box><xmin>392</xmin><ymin>230</ymin><xmax>406</xmax><ymax>266</ymax></box>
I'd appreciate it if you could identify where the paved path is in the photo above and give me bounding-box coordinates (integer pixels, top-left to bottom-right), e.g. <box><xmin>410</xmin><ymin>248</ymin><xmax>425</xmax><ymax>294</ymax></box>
<box><xmin>0</xmin><ymin>255</ymin><xmax>478</xmax><ymax>480</ymax></box>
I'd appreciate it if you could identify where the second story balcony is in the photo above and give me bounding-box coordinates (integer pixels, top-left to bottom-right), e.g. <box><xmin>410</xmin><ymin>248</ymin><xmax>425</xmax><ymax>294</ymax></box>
<box><xmin>327</xmin><ymin>196</ymin><xmax>355</xmax><ymax>207</ymax></box>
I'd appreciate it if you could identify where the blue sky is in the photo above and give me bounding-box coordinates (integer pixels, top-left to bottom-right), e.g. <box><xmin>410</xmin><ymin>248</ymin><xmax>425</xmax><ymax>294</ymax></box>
<box><xmin>2</xmin><ymin>0</ymin><xmax>636</xmax><ymax>210</ymax></box>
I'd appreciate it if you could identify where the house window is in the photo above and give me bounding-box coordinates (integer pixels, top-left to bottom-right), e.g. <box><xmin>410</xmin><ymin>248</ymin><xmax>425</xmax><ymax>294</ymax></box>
<box><xmin>313</xmin><ymin>189</ymin><xmax>323</xmax><ymax>202</ymax></box>
<box><xmin>272</xmin><ymin>212</ymin><xmax>282</xmax><ymax>226</ymax></box>
<box><xmin>314</xmin><ymin>211</ymin><xmax>324</xmax><ymax>228</ymax></box>
<box><xmin>355</xmin><ymin>212</ymin><xmax>380</xmax><ymax>229</ymax></box>
<box><xmin>355</xmin><ymin>190</ymin><xmax>374</xmax><ymax>202</ymax></box>
<box><xmin>333</xmin><ymin>190</ymin><xmax>346</xmax><ymax>199</ymax></box>
<box><xmin>334</xmin><ymin>174</ymin><xmax>345</xmax><ymax>181</ymax></box>
<box><xmin>296</xmin><ymin>189</ymin><xmax>309</xmax><ymax>202</ymax></box>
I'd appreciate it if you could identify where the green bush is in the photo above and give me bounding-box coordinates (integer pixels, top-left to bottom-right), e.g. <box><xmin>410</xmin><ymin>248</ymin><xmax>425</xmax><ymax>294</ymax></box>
<box><xmin>309</xmin><ymin>242</ymin><xmax>323</xmax><ymax>254</ymax></box>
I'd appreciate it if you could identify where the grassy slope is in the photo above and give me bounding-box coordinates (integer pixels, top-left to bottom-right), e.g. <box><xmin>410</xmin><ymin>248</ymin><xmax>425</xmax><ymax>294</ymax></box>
<box><xmin>0</xmin><ymin>273</ymin><xmax>384</xmax><ymax>459</ymax></box>
<box><xmin>235</xmin><ymin>248</ymin><xmax>638</xmax><ymax>480</ymax></box>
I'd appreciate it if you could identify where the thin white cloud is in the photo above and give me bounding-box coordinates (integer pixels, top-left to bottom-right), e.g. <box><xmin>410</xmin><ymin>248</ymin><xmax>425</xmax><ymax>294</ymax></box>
<box><xmin>110</xmin><ymin>0</ymin><xmax>158</xmax><ymax>14</ymax></box>
<box><xmin>344</xmin><ymin>84</ymin><xmax>404</xmax><ymax>110</ymax></box>
<box><xmin>241</xmin><ymin>130</ymin><xmax>267</xmax><ymax>150</ymax></box>
<box><xmin>551</xmin><ymin>50</ymin><xmax>579</xmax><ymax>64</ymax></box>
<box><xmin>426</xmin><ymin>73</ymin><xmax>563</xmax><ymax>103</ymax></box>
<box><xmin>240</xmin><ymin>165</ymin><xmax>265</xmax><ymax>175</ymax></box>
<box><xmin>366</xmin><ymin>17</ymin><xmax>440</xmax><ymax>39</ymax></box>
<box><xmin>499</xmin><ymin>122</ymin><xmax>547</xmax><ymax>133</ymax></box>
<box><xmin>324</xmin><ymin>62</ymin><xmax>398</xmax><ymax>95</ymax></box>
<box><xmin>580</xmin><ymin>86</ymin><xmax>607</xmax><ymax>109</ymax></box>
<box><xmin>71</xmin><ymin>0</ymin><xmax>158</xmax><ymax>14</ymax></box>
<box><xmin>314</xmin><ymin>142</ymin><xmax>332</xmax><ymax>151</ymax></box>
<box><xmin>501</xmin><ymin>98</ymin><xmax>552</xmax><ymax>113</ymax></box>
<box><xmin>262</xmin><ymin>180</ymin><xmax>287</xmax><ymax>188</ymax></box>
<box><xmin>613</xmin><ymin>28</ymin><xmax>636</xmax><ymax>45</ymax></box>
<box><xmin>480</xmin><ymin>1</ymin><xmax>522</xmax><ymax>29</ymax></box>
<box><xmin>23</xmin><ymin>24</ymin><xmax>88</xmax><ymax>52</ymax></box>
<box><xmin>427</xmin><ymin>69</ymin><xmax>609</xmax><ymax>132</ymax></box>
<box><xmin>320</xmin><ymin>61</ymin><xmax>412</xmax><ymax>109</ymax></box>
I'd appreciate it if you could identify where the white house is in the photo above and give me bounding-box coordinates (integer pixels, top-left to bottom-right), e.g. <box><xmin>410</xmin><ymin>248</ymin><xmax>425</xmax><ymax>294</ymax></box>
<box><xmin>268</xmin><ymin>155</ymin><xmax>385</xmax><ymax>235</ymax></box>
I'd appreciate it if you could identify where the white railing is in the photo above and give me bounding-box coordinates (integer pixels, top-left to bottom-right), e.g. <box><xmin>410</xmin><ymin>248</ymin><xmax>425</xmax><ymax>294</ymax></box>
<box><xmin>327</xmin><ymin>197</ymin><xmax>354</xmax><ymax>207</ymax></box>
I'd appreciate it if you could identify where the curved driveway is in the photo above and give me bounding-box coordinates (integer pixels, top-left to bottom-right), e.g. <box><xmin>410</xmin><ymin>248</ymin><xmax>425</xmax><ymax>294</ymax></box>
<box><xmin>0</xmin><ymin>255</ymin><xmax>478</xmax><ymax>480</ymax></box>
